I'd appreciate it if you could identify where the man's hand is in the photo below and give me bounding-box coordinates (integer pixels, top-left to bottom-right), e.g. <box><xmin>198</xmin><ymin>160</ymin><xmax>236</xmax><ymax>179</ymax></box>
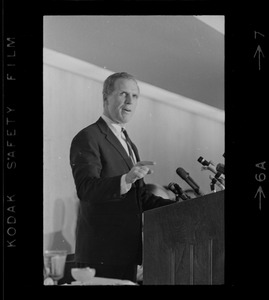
<box><xmin>125</xmin><ymin>161</ymin><xmax>156</xmax><ymax>184</ymax></box>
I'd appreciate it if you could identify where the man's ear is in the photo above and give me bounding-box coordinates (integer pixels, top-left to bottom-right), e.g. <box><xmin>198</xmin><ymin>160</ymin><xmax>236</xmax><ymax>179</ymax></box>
<box><xmin>103</xmin><ymin>96</ymin><xmax>109</xmax><ymax>108</ymax></box>
<box><xmin>103</xmin><ymin>93</ymin><xmax>108</xmax><ymax>102</ymax></box>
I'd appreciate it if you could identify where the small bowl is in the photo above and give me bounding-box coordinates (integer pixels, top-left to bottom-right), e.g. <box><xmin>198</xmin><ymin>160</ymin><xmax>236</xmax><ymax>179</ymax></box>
<box><xmin>71</xmin><ymin>267</ymin><xmax>96</xmax><ymax>283</ymax></box>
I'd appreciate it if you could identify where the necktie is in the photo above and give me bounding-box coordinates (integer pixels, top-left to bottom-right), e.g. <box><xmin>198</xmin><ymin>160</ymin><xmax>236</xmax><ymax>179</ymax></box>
<box><xmin>122</xmin><ymin>128</ymin><xmax>136</xmax><ymax>165</ymax></box>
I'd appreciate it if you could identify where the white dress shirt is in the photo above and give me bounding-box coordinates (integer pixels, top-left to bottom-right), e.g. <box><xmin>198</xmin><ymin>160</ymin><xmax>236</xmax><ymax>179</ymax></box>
<box><xmin>101</xmin><ymin>115</ymin><xmax>133</xmax><ymax>194</ymax></box>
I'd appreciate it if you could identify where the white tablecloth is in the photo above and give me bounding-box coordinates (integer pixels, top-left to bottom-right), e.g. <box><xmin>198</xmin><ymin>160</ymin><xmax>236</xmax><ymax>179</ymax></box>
<box><xmin>63</xmin><ymin>277</ymin><xmax>137</xmax><ymax>286</ymax></box>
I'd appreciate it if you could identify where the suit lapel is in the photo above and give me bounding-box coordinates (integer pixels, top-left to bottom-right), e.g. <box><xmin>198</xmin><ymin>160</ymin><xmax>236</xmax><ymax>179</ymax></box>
<box><xmin>96</xmin><ymin>117</ymin><xmax>134</xmax><ymax>169</ymax></box>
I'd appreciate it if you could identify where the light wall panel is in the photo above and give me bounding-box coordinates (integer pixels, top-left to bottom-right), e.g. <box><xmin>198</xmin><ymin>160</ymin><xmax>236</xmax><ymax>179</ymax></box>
<box><xmin>43</xmin><ymin>49</ymin><xmax>224</xmax><ymax>253</ymax></box>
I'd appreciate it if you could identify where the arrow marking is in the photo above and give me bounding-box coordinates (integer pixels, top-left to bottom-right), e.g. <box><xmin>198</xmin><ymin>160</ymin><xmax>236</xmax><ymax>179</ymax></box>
<box><xmin>254</xmin><ymin>186</ymin><xmax>265</xmax><ymax>210</ymax></box>
<box><xmin>254</xmin><ymin>45</ymin><xmax>265</xmax><ymax>71</ymax></box>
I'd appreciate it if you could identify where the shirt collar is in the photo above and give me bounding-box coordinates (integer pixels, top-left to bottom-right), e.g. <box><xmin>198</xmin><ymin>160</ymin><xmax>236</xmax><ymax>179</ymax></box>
<box><xmin>101</xmin><ymin>114</ymin><xmax>125</xmax><ymax>137</ymax></box>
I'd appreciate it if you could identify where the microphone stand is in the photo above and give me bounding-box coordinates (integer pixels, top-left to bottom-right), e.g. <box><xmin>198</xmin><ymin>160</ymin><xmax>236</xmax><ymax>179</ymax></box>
<box><xmin>201</xmin><ymin>165</ymin><xmax>225</xmax><ymax>186</ymax></box>
<box><xmin>175</xmin><ymin>195</ymin><xmax>180</xmax><ymax>202</ymax></box>
<box><xmin>210</xmin><ymin>181</ymin><xmax>217</xmax><ymax>193</ymax></box>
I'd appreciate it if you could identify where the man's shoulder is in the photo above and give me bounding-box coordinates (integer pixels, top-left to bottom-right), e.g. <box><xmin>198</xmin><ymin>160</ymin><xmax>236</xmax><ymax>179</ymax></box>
<box><xmin>72</xmin><ymin>117</ymin><xmax>108</xmax><ymax>141</ymax></box>
<box><xmin>81</xmin><ymin>121</ymin><xmax>99</xmax><ymax>133</ymax></box>
<box><xmin>75</xmin><ymin>121</ymin><xmax>99</xmax><ymax>138</ymax></box>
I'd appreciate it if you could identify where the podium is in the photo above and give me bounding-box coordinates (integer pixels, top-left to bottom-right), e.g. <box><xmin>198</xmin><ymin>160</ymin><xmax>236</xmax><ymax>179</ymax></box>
<box><xmin>143</xmin><ymin>191</ymin><xmax>224</xmax><ymax>285</ymax></box>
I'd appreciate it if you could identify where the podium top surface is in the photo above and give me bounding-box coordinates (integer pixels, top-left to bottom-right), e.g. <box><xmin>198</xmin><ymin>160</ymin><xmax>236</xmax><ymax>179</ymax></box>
<box><xmin>144</xmin><ymin>190</ymin><xmax>224</xmax><ymax>244</ymax></box>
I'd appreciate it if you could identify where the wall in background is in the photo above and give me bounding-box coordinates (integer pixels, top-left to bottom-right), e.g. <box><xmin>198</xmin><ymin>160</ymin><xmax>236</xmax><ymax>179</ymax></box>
<box><xmin>43</xmin><ymin>49</ymin><xmax>224</xmax><ymax>253</ymax></box>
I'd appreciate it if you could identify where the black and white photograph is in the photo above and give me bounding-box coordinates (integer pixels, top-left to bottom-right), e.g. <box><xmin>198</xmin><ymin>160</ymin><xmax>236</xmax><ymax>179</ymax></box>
<box><xmin>2</xmin><ymin>0</ymin><xmax>267</xmax><ymax>295</ymax></box>
<box><xmin>43</xmin><ymin>15</ymin><xmax>225</xmax><ymax>286</ymax></box>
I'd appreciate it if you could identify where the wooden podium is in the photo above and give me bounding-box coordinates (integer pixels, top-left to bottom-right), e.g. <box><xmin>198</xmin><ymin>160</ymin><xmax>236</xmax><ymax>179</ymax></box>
<box><xmin>143</xmin><ymin>191</ymin><xmax>224</xmax><ymax>285</ymax></box>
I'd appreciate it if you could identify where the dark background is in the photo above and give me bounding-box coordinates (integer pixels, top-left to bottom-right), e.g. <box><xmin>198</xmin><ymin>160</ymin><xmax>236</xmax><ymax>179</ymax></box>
<box><xmin>2</xmin><ymin>0</ymin><xmax>267</xmax><ymax>296</ymax></box>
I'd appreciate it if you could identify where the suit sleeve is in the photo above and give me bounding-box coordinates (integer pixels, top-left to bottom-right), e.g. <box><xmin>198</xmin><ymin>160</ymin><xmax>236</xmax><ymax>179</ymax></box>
<box><xmin>70</xmin><ymin>131</ymin><xmax>123</xmax><ymax>204</ymax></box>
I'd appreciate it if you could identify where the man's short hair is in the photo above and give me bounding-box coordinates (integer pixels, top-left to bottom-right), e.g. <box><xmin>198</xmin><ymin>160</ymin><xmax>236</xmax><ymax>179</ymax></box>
<box><xmin>102</xmin><ymin>72</ymin><xmax>139</xmax><ymax>100</ymax></box>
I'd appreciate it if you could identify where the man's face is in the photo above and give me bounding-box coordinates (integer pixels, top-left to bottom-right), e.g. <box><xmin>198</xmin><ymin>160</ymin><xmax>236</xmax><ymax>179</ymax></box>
<box><xmin>104</xmin><ymin>78</ymin><xmax>140</xmax><ymax>124</ymax></box>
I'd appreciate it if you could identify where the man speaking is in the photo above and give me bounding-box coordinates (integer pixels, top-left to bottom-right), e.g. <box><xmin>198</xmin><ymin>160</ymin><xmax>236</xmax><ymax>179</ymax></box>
<box><xmin>70</xmin><ymin>72</ymin><xmax>174</xmax><ymax>283</ymax></box>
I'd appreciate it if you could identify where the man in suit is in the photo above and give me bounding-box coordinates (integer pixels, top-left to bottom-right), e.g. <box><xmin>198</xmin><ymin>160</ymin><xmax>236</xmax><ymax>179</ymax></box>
<box><xmin>70</xmin><ymin>72</ymin><xmax>175</xmax><ymax>283</ymax></box>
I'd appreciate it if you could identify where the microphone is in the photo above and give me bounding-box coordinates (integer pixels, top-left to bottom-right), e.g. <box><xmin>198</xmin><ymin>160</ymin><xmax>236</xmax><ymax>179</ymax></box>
<box><xmin>198</xmin><ymin>156</ymin><xmax>225</xmax><ymax>185</ymax></box>
<box><xmin>197</xmin><ymin>156</ymin><xmax>218</xmax><ymax>174</ymax></box>
<box><xmin>209</xmin><ymin>175</ymin><xmax>225</xmax><ymax>191</ymax></box>
<box><xmin>168</xmin><ymin>182</ymin><xmax>190</xmax><ymax>201</ymax></box>
<box><xmin>214</xmin><ymin>170</ymin><xmax>225</xmax><ymax>186</ymax></box>
<box><xmin>197</xmin><ymin>156</ymin><xmax>214</xmax><ymax>167</ymax></box>
<box><xmin>176</xmin><ymin>167</ymin><xmax>204</xmax><ymax>196</ymax></box>
<box><xmin>216</xmin><ymin>163</ymin><xmax>225</xmax><ymax>175</ymax></box>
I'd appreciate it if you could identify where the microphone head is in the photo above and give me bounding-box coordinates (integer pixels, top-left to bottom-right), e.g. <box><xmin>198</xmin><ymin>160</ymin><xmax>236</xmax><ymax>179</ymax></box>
<box><xmin>197</xmin><ymin>156</ymin><xmax>213</xmax><ymax>166</ymax></box>
<box><xmin>167</xmin><ymin>182</ymin><xmax>176</xmax><ymax>192</ymax></box>
<box><xmin>197</xmin><ymin>156</ymin><xmax>210</xmax><ymax>166</ymax></box>
<box><xmin>197</xmin><ymin>156</ymin><xmax>204</xmax><ymax>164</ymax></box>
<box><xmin>176</xmin><ymin>167</ymin><xmax>200</xmax><ymax>191</ymax></box>
<box><xmin>168</xmin><ymin>182</ymin><xmax>180</xmax><ymax>193</ymax></box>
<box><xmin>168</xmin><ymin>182</ymin><xmax>190</xmax><ymax>201</ymax></box>
<box><xmin>216</xmin><ymin>163</ymin><xmax>225</xmax><ymax>174</ymax></box>
<box><xmin>176</xmin><ymin>167</ymin><xmax>189</xmax><ymax>180</ymax></box>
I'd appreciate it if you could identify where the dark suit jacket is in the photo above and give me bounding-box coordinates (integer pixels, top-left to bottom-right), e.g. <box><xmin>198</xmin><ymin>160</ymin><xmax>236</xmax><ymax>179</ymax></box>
<box><xmin>70</xmin><ymin>117</ymin><xmax>174</xmax><ymax>266</ymax></box>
